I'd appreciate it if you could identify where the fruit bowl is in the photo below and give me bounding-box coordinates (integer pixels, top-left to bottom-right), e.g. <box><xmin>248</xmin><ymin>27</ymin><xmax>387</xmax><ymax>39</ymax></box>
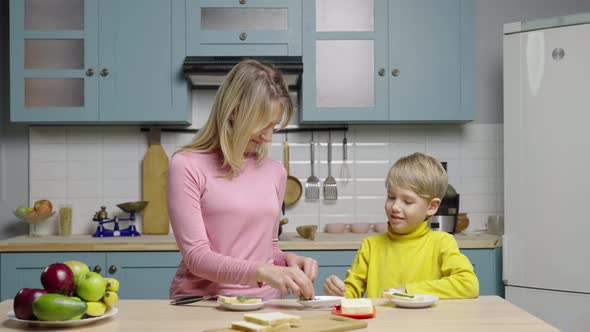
<box><xmin>13</xmin><ymin>211</ymin><xmax>56</xmax><ymax>224</ymax></box>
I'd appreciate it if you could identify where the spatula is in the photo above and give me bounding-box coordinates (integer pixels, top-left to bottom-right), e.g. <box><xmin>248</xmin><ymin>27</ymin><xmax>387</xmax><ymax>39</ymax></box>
<box><xmin>305</xmin><ymin>133</ymin><xmax>320</xmax><ymax>200</ymax></box>
<box><xmin>323</xmin><ymin>132</ymin><xmax>338</xmax><ymax>200</ymax></box>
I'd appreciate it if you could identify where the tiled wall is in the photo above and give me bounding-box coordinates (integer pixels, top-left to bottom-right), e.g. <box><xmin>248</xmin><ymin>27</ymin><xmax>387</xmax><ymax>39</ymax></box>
<box><xmin>28</xmin><ymin>93</ymin><xmax>503</xmax><ymax>235</ymax></box>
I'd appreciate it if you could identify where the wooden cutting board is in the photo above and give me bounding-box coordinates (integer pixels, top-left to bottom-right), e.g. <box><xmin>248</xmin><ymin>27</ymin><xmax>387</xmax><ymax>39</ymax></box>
<box><xmin>206</xmin><ymin>314</ymin><xmax>368</xmax><ymax>332</ymax></box>
<box><xmin>142</xmin><ymin>128</ymin><xmax>170</xmax><ymax>234</ymax></box>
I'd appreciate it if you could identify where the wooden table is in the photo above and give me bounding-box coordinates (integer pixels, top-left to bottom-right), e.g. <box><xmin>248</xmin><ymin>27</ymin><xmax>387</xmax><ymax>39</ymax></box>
<box><xmin>0</xmin><ymin>296</ymin><xmax>557</xmax><ymax>331</ymax></box>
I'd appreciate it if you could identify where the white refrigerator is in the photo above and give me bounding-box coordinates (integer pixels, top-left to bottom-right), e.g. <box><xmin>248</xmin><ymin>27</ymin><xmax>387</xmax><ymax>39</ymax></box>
<box><xmin>503</xmin><ymin>14</ymin><xmax>590</xmax><ymax>332</ymax></box>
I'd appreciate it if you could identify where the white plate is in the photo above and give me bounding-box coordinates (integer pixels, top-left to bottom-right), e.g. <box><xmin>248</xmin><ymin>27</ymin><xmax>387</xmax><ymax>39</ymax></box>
<box><xmin>6</xmin><ymin>307</ymin><xmax>118</xmax><ymax>327</ymax></box>
<box><xmin>217</xmin><ymin>299</ymin><xmax>266</xmax><ymax>311</ymax></box>
<box><xmin>297</xmin><ymin>296</ymin><xmax>343</xmax><ymax>308</ymax></box>
<box><xmin>387</xmin><ymin>294</ymin><xmax>439</xmax><ymax>308</ymax></box>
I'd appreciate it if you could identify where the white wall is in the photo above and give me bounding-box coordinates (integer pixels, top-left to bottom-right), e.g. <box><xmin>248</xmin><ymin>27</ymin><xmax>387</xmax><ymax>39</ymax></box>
<box><xmin>27</xmin><ymin>104</ymin><xmax>503</xmax><ymax>235</ymax></box>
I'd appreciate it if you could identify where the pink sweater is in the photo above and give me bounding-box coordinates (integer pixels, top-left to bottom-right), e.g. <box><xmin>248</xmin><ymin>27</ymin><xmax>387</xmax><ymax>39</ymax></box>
<box><xmin>167</xmin><ymin>150</ymin><xmax>288</xmax><ymax>299</ymax></box>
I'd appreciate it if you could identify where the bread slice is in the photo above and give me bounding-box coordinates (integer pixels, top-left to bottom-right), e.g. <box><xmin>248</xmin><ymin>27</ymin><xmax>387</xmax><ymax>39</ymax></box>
<box><xmin>340</xmin><ymin>298</ymin><xmax>374</xmax><ymax>315</ymax></box>
<box><xmin>244</xmin><ymin>312</ymin><xmax>302</xmax><ymax>327</ymax></box>
<box><xmin>231</xmin><ymin>321</ymin><xmax>290</xmax><ymax>332</ymax></box>
<box><xmin>218</xmin><ymin>295</ymin><xmax>262</xmax><ymax>304</ymax></box>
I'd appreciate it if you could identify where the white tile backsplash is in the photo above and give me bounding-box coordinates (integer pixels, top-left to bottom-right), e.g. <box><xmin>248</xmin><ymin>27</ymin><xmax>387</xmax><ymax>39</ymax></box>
<box><xmin>28</xmin><ymin>119</ymin><xmax>503</xmax><ymax>235</ymax></box>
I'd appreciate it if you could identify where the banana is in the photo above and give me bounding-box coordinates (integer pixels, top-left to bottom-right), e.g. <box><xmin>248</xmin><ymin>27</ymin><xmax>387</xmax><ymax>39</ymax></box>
<box><xmin>102</xmin><ymin>291</ymin><xmax>119</xmax><ymax>307</ymax></box>
<box><xmin>105</xmin><ymin>278</ymin><xmax>120</xmax><ymax>292</ymax></box>
<box><xmin>85</xmin><ymin>301</ymin><xmax>107</xmax><ymax>317</ymax></box>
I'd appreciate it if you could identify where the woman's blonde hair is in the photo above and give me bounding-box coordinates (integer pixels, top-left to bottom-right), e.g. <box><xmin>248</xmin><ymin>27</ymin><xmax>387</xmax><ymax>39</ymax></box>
<box><xmin>180</xmin><ymin>59</ymin><xmax>293</xmax><ymax>178</ymax></box>
<box><xmin>386</xmin><ymin>153</ymin><xmax>448</xmax><ymax>200</ymax></box>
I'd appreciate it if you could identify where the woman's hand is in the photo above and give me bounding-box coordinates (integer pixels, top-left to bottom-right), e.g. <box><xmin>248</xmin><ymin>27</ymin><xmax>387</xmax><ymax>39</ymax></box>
<box><xmin>285</xmin><ymin>253</ymin><xmax>318</xmax><ymax>282</ymax></box>
<box><xmin>256</xmin><ymin>263</ymin><xmax>315</xmax><ymax>299</ymax></box>
<box><xmin>323</xmin><ymin>275</ymin><xmax>346</xmax><ymax>296</ymax></box>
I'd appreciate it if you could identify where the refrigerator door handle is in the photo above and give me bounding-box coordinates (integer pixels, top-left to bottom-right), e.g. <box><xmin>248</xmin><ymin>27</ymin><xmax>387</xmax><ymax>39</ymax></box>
<box><xmin>502</xmin><ymin>234</ymin><xmax>508</xmax><ymax>284</ymax></box>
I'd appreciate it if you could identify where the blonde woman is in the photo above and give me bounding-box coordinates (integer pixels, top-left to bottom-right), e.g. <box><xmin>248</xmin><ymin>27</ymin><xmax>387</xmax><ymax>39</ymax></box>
<box><xmin>167</xmin><ymin>59</ymin><xmax>318</xmax><ymax>300</ymax></box>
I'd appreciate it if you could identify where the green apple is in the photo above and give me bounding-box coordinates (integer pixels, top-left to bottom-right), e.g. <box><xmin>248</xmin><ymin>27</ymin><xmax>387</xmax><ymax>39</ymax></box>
<box><xmin>75</xmin><ymin>272</ymin><xmax>107</xmax><ymax>302</ymax></box>
<box><xmin>64</xmin><ymin>260</ymin><xmax>90</xmax><ymax>284</ymax></box>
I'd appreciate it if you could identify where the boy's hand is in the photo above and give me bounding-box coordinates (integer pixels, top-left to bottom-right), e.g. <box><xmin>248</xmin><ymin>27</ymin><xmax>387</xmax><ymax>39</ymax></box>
<box><xmin>323</xmin><ymin>275</ymin><xmax>346</xmax><ymax>296</ymax></box>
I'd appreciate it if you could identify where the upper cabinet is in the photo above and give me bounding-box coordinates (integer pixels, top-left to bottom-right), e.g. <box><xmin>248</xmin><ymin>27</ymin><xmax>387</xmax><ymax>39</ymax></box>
<box><xmin>9</xmin><ymin>0</ymin><xmax>190</xmax><ymax>124</ymax></box>
<box><xmin>301</xmin><ymin>0</ymin><xmax>474</xmax><ymax>123</ymax></box>
<box><xmin>187</xmin><ymin>0</ymin><xmax>302</xmax><ymax>56</ymax></box>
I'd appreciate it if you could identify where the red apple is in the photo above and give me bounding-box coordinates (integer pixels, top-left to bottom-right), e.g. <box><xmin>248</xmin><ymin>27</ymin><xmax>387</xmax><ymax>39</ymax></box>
<box><xmin>33</xmin><ymin>199</ymin><xmax>53</xmax><ymax>212</ymax></box>
<box><xmin>13</xmin><ymin>288</ymin><xmax>47</xmax><ymax>320</ymax></box>
<box><xmin>40</xmin><ymin>263</ymin><xmax>75</xmax><ymax>295</ymax></box>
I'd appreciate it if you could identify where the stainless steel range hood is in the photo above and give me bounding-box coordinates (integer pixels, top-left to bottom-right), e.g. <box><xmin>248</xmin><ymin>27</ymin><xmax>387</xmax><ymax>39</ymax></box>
<box><xmin>182</xmin><ymin>56</ymin><xmax>303</xmax><ymax>90</ymax></box>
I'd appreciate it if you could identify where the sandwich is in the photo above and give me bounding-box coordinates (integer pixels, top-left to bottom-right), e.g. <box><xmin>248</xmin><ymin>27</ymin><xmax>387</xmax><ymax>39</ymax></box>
<box><xmin>244</xmin><ymin>312</ymin><xmax>302</xmax><ymax>327</ymax></box>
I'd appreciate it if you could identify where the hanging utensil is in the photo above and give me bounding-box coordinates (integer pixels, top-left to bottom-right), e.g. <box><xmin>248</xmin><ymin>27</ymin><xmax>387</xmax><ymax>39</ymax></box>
<box><xmin>283</xmin><ymin>133</ymin><xmax>302</xmax><ymax>206</ymax></box>
<box><xmin>323</xmin><ymin>131</ymin><xmax>338</xmax><ymax>200</ymax></box>
<box><xmin>340</xmin><ymin>130</ymin><xmax>350</xmax><ymax>184</ymax></box>
<box><xmin>305</xmin><ymin>132</ymin><xmax>320</xmax><ymax>200</ymax></box>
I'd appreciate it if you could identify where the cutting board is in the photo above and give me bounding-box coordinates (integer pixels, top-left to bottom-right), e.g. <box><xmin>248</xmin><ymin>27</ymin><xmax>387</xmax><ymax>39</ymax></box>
<box><xmin>142</xmin><ymin>128</ymin><xmax>170</xmax><ymax>234</ymax></box>
<box><xmin>206</xmin><ymin>314</ymin><xmax>368</xmax><ymax>332</ymax></box>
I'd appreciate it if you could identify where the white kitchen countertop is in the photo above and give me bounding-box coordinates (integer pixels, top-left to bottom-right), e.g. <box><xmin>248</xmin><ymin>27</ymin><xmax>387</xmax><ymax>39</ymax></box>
<box><xmin>0</xmin><ymin>231</ymin><xmax>501</xmax><ymax>252</ymax></box>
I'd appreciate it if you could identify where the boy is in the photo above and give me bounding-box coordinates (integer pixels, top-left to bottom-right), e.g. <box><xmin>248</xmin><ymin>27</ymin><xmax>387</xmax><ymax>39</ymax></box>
<box><xmin>323</xmin><ymin>153</ymin><xmax>479</xmax><ymax>299</ymax></box>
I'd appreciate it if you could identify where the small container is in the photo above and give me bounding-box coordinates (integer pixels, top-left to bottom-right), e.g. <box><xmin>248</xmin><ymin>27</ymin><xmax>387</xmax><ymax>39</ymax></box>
<box><xmin>59</xmin><ymin>204</ymin><xmax>73</xmax><ymax>236</ymax></box>
<box><xmin>325</xmin><ymin>223</ymin><xmax>348</xmax><ymax>233</ymax></box>
<box><xmin>373</xmin><ymin>222</ymin><xmax>388</xmax><ymax>233</ymax></box>
<box><xmin>487</xmin><ymin>215</ymin><xmax>504</xmax><ymax>235</ymax></box>
<box><xmin>350</xmin><ymin>223</ymin><xmax>370</xmax><ymax>233</ymax></box>
<box><xmin>454</xmin><ymin>213</ymin><xmax>470</xmax><ymax>233</ymax></box>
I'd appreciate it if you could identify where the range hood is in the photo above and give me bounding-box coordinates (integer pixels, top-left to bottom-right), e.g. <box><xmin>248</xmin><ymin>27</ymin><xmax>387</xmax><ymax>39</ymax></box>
<box><xmin>183</xmin><ymin>56</ymin><xmax>303</xmax><ymax>90</ymax></box>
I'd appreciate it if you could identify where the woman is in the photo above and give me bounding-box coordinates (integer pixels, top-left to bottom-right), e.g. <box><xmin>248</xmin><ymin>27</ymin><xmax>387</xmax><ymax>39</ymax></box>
<box><xmin>167</xmin><ymin>59</ymin><xmax>318</xmax><ymax>300</ymax></box>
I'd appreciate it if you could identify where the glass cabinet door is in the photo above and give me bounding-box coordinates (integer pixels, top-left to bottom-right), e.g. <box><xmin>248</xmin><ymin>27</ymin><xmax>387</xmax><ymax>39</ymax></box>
<box><xmin>187</xmin><ymin>0</ymin><xmax>302</xmax><ymax>56</ymax></box>
<box><xmin>11</xmin><ymin>0</ymin><xmax>98</xmax><ymax>122</ymax></box>
<box><xmin>301</xmin><ymin>0</ymin><xmax>388</xmax><ymax>122</ymax></box>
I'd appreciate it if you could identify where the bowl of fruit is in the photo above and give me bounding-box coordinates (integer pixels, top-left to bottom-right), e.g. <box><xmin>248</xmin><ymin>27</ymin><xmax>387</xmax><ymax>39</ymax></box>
<box><xmin>13</xmin><ymin>200</ymin><xmax>55</xmax><ymax>236</ymax></box>
<box><xmin>8</xmin><ymin>260</ymin><xmax>120</xmax><ymax>327</ymax></box>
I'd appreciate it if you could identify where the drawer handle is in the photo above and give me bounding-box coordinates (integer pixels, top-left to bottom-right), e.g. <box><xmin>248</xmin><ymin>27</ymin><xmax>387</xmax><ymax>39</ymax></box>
<box><xmin>239</xmin><ymin>32</ymin><xmax>248</xmax><ymax>41</ymax></box>
<box><xmin>86</xmin><ymin>68</ymin><xmax>94</xmax><ymax>77</ymax></box>
<box><xmin>93</xmin><ymin>265</ymin><xmax>102</xmax><ymax>273</ymax></box>
<box><xmin>391</xmin><ymin>68</ymin><xmax>400</xmax><ymax>77</ymax></box>
<box><xmin>108</xmin><ymin>265</ymin><xmax>118</xmax><ymax>274</ymax></box>
<box><xmin>100</xmin><ymin>68</ymin><xmax>109</xmax><ymax>77</ymax></box>
<box><xmin>378</xmin><ymin>68</ymin><xmax>385</xmax><ymax>76</ymax></box>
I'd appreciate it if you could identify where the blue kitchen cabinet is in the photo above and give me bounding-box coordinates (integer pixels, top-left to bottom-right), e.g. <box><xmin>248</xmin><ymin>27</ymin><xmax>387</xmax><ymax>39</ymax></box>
<box><xmin>301</xmin><ymin>0</ymin><xmax>474</xmax><ymax>123</ymax></box>
<box><xmin>0</xmin><ymin>252</ymin><xmax>106</xmax><ymax>301</ymax></box>
<box><xmin>288</xmin><ymin>248</ymin><xmax>502</xmax><ymax>297</ymax></box>
<box><xmin>9</xmin><ymin>0</ymin><xmax>189</xmax><ymax>124</ymax></box>
<box><xmin>104</xmin><ymin>252</ymin><xmax>181</xmax><ymax>300</ymax></box>
<box><xmin>462</xmin><ymin>248</ymin><xmax>504</xmax><ymax>297</ymax></box>
<box><xmin>0</xmin><ymin>252</ymin><xmax>182</xmax><ymax>301</ymax></box>
<box><xmin>187</xmin><ymin>0</ymin><xmax>302</xmax><ymax>56</ymax></box>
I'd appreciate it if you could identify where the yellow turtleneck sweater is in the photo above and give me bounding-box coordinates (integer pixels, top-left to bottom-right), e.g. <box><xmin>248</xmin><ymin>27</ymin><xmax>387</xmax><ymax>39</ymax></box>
<box><xmin>344</xmin><ymin>221</ymin><xmax>479</xmax><ymax>299</ymax></box>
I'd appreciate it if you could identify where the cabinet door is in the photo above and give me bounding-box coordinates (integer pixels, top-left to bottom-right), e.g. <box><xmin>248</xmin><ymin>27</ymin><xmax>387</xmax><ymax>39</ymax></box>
<box><xmin>0</xmin><ymin>252</ymin><xmax>106</xmax><ymax>301</ymax></box>
<box><xmin>98</xmin><ymin>0</ymin><xmax>189</xmax><ymax>123</ymax></box>
<box><xmin>187</xmin><ymin>0</ymin><xmax>301</xmax><ymax>56</ymax></box>
<box><xmin>388</xmin><ymin>0</ymin><xmax>474</xmax><ymax>122</ymax></box>
<box><xmin>10</xmin><ymin>0</ymin><xmax>99</xmax><ymax>123</ymax></box>
<box><xmin>105</xmin><ymin>252</ymin><xmax>181</xmax><ymax>299</ymax></box>
<box><xmin>461</xmin><ymin>248</ymin><xmax>504</xmax><ymax>297</ymax></box>
<box><xmin>301</xmin><ymin>0</ymin><xmax>389</xmax><ymax>123</ymax></box>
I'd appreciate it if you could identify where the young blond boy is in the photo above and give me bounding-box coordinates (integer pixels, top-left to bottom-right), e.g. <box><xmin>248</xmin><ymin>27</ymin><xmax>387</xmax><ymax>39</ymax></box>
<box><xmin>324</xmin><ymin>153</ymin><xmax>479</xmax><ymax>299</ymax></box>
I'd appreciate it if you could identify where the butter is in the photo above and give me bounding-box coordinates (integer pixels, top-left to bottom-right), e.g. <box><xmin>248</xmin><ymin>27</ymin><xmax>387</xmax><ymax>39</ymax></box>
<box><xmin>341</xmin><ymin>298</ymin><xmax>373</xmax><ymax>315</ymax></box>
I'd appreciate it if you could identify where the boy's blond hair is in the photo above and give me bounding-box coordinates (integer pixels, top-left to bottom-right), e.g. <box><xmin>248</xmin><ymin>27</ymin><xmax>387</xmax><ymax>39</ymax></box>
<box><xmin>386</xmin><ymin>153</ymin><xmax>448</xmax><ymax>200</ymax></box>
<box><xmin>179</xmin><ymin>59</ymin><xmax>293</xmax><ymax>178</ymax></box>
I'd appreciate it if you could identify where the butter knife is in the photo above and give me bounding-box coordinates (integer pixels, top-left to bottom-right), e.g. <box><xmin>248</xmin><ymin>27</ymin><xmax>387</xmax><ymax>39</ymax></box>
<box><xmin>169</xmin><ymin>295</ymin><xmax>216</xmax><ymax>305</ymax></box>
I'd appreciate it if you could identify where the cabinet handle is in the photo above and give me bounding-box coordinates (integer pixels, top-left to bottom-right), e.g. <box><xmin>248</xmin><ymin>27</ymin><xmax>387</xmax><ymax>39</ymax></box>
<box><xmin>100</xmin><ymin>68</ymin><xmax>109</xmax><ymax>77</ymax></box>
<box><xmin>378</xmin><ymin>68</ymin><xmax>386</xmax><ymax>76</ymax></box>
<box><xmin>108</xmin><ymin>265</ymin><xmax>117</xmax><ymax>274</ymax></box>
<box><xmin>391</xmin><ymin>68</ymin><xmax>400</xmax><ymax>77</ymax></box>
<box><xmin>86</xmin><ymin>68</ymin><xmax>94</xmax><ymax>77</ymax></box>
<box><xmin>93</xmin><ymin>265</ymin><xmax>102</xmax><ymax>273</ymax></box>
<box><xmin>239</xmin><ymin>32</ymin><xmax>247</xmax><ymax>41</ymax></box>
<box><xmin>239</xmin><ymin>0</ymin><xmax>246</xmax><ymax>4</ymax></box>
